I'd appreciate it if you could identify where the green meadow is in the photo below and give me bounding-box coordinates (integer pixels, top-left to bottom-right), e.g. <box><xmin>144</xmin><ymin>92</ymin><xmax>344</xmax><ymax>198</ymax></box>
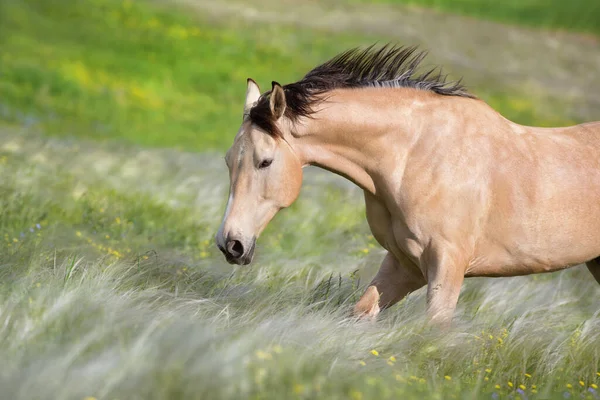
<box><xmin>357</xmin><ymin>0</ymin><xmax>600</xmax><ymax>36</ymax></box>
<box><xmin>0</xmin><ymin>0</ymin><xmax>598</xmax><ymax>399</ymax></box>
<box><xmin>0</xmin><ymin>0</ymin><xmax>587</xmax><ymax>152</ymax></box>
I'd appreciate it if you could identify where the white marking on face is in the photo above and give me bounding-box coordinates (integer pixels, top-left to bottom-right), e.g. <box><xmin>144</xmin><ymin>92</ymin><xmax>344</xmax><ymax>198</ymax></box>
<box><xmin>216</xmin><ymin>191</ymin><xmax>235</xmax><ymax>248</ymax></box>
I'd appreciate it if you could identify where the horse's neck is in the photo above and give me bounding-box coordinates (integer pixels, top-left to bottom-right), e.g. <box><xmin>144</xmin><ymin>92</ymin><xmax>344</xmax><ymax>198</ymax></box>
<box><xmin>292</xmin><ymin>88</ymin><xmax>426</xmax><ymax>195</ymax></box>
<box><xmin>291</xmin><ymin>88</ymin><xmax>500</xmax><ymax>196</ymax></box>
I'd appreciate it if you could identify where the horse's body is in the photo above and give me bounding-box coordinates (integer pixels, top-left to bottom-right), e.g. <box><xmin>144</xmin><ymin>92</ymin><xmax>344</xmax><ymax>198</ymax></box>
<box><xmin>216</xmin><ymin>45</ymin><xmax>600</xmax><ymax>324</ymax></box>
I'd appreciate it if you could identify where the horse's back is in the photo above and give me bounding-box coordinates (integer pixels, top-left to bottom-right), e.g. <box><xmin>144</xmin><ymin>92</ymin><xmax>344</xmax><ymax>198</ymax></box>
<box><xmin>551</xmin><ymin>120</ymin><xmax>600</xmax><ymax>145</ymax></box>
<box><xmin>469</xmin><ymin>118</ymin><xmax>600</xmax><ymax>276</ymax></box>
<box><xmin>579</xmin><ymin>121</ymin><xmax>600</xmax><ymax>129</ymax></box>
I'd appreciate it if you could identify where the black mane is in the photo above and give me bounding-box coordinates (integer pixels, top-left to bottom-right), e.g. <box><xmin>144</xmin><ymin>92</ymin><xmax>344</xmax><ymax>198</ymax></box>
<box><xmin>249</xmin><ymin>44</ymin><xmax>474</xmax><ymax>136</ymax></box>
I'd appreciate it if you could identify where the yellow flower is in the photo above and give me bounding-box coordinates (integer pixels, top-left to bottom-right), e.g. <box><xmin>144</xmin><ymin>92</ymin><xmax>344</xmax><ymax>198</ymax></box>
<box><xmin>508</xmin><ymin>381</ymin><xmax>513</xmax><ymax>388</ymax></box>
<box><xmin>591</xmin><ymin>384</ymin><xmax>598</xmax><ymax>389</ymax></box>
<box><xmin>76</xmin><ymin>231</ymin><xmax>82</xmax><ymax>237</ymax></box>
<box><xmin>293</xmin><ymin>384</ymin><xmax>304</xmax><ymax>394</ymax></box>
<box><xmin>445</xmin><ymin>376</ymin><xmax>452</xmax><ymax>381</ymax></box>
<box><xmin>359</xmin><ymin>360</ymin><xmax>366</xmax><ymax>366</ymax></box>
<box><xmin>147</xmin><ymin>18</ymin><xmax>160</xmax><ymax>28</ymax></box>
<box><xmin>519</xmin><ymin>384</ymin><xmax>526</xmax><ymax>390</ymax></box>
<box><xmin>370</xmin><ymin>349</ymin><xmax>379</xmax><ymax>356</ymax></box>
<box><xmin>255</xmin><ymin>350</ymin><xmax>272</xmax><ymax>360</ymax></box>
<box><xmin>484</xmin><ymin>377</ymin><xmax>489</xmax><ymax>381</ymax></box>
<box><xmin>531</xmin><ymin>389</ymin><xmax>538</xmax><ymax>394</ymax></box>
<box><xmin>254</xmin><ymin>368</ymin><xmax>266</xmax><ymax>384</ymax></box>
<box><xmin>495</xmin><ymin>385</ymin><xmax>501</xmax><ymax>389</ymax></box>
<box><xmin>579</xmin><ymin>380</ymin><xmax>585</xmax><ymax>387</ymax></box>
<box><xmin>485</xmin><ymin>368</ymin><xmax>492</xmax><ymax>373</ymax></box>
<box><xmin>531</xmin><ymin>385</ymin><xmax>537</xmax><ymax>389</ymax></box>
<box><xmin>350</xmin><ymin>390</ymin><xmax>363</xmax><ymax>400</ymax></box>
<box><xmin>115</xmin><ymin>217</ymin><xmax>121</xmax><ymax>224</ymax></box>
<box><xmin>524</xmin><ymin>373</ymin><xmax>532</xmax><ymax>378</ymax></box>
<box><xmin>566</xmin><ymin>384</ymin><xmax>573</xmax><ymax>389</ymax></box>
<box><xmin>105</xmin><ymin>234</ymin><xmax>110</xmax><ymax>239</ymax></box>
<box><xmin>388</xmin><ymin>356</ymin><xmax>396</xmax><ymax>362</ymax></box>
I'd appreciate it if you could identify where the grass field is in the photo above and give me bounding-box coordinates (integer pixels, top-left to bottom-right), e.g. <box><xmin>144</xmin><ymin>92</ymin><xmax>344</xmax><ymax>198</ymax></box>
<box><xmin>2</xmin><ymin>128</ymin><xmax>599</xmax><ymax>400</ymax></box>
<box><xmin>0</xmin><ymin>0</ymin><xmax>591</xmax><ymax>152</ymax></box>
<box><xmin>0</xmin><ymin>0</ymin><xmax>599</xmax><ymax>399</ymax></box>
<box><xmin>357</xmin><ymin>0</ymin><xmax>600</xmax><ymax>36</ymax></box>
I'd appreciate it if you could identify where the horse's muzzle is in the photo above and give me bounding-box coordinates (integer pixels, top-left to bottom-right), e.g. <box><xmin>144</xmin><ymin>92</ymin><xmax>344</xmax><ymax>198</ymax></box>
<box><xmin>218</xmin><ymin>236</ymin><xmax>256</xmax><ymax>265</ymax></box>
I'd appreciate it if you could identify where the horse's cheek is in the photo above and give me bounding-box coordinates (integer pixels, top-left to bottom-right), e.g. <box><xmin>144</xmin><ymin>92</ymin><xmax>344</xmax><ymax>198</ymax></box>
<box><xmin>281</xmin><ymin>162</ymin><xmax>303</xmax><ymax>207</ymax></box>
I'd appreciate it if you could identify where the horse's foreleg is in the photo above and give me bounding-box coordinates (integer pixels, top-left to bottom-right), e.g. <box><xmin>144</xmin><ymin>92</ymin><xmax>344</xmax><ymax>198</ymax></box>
<box><xmin>422</xmin><ymin>246</ymin><xmax>466</xmax><ymax>327</ymax></box>
<box><xmin>353</xmin><ymin>252</ymin><xmax>426</xmax><ymax>319</ymax></box>
<box><xmin>585</xmin><ymin>258</ymin><xmax>600</xmax><ymax>284</ymax></box>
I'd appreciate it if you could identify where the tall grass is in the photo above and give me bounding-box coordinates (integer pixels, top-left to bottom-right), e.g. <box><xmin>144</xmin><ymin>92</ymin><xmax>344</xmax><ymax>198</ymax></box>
<box><xmin>0</xmin><ymin>128</ymin><xmax>598</xmax><ymax>399</ymax></box>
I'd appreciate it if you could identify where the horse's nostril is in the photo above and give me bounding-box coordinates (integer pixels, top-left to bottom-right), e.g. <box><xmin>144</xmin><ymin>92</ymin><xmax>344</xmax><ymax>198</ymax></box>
<box><xmin>226</xmin><ymin>240</ymin><xmax>244</xmax><ymax>258</ymax></box>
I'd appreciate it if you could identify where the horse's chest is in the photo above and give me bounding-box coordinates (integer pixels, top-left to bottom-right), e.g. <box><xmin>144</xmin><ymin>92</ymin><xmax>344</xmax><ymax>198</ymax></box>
<box><xmin>364</xmin><ymin>192</ymin><xmax>424</xmax><ymax>263</ymax></box>
<box><xmin>364</xmin><ymin>193</ymin><xmax>390</xmax><ymax>248</ymax></box>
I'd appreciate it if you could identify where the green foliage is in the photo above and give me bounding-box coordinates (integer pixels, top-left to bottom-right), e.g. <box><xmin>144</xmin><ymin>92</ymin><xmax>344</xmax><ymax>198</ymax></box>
<box><xmin>356</xmin><ymin>0</ymin><xmax>600</xmax><ymax>36</ymax></box>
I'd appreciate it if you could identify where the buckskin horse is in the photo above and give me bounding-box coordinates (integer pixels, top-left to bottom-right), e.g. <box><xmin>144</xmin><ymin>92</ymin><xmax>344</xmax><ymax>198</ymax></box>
<box><xmin>215</xmin><ymin>45</ymin><xmax>600</xmax><ymax>325</ymax></box>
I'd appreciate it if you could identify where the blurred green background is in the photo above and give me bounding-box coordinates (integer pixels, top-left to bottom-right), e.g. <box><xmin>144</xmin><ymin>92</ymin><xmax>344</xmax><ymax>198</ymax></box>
<box><xmin>1</xmin><ymin>0</ymin><xmax>599</xmax><ymax>151</ymax></box>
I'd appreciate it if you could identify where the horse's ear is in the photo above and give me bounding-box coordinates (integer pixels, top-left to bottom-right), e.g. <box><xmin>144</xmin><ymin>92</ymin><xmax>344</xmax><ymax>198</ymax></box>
<box><xmin>244</xmin><ymin>78</ymin><xmax>261</xmax><ymax>116</ymax></box>
<box><xmin>270</xmin><ymin>81</ymin><xmax>286</xmax><ymax>120</ymax></box>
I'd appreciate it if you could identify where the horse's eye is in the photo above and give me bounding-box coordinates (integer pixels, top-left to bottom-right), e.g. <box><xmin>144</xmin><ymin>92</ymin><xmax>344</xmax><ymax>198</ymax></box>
<box><xmin>258</xmin><ymin>159</ymin><xmax>273</xmax><ymax>169</ymax></box>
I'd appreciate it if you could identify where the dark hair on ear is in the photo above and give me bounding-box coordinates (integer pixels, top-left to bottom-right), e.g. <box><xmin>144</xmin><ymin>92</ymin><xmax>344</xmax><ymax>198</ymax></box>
<box><xmin>249</xmin><ymin>96</ymin><xmax>282</xmax><ymax>137</ymax></box>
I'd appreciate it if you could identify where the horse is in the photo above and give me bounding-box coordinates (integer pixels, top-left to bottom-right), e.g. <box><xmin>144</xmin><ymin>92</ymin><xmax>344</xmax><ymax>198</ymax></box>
<box><xmin>215</xmin><ymin>44</ymin><xmax>600</xmax><ymax>325</ymax></box>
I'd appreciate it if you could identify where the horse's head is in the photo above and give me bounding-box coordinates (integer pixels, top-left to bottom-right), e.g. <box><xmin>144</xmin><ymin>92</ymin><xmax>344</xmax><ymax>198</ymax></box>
<box><xmin>216</xmin><ymin>79</ymin><xmax>303</xmax><ymax>265</ymax></box>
